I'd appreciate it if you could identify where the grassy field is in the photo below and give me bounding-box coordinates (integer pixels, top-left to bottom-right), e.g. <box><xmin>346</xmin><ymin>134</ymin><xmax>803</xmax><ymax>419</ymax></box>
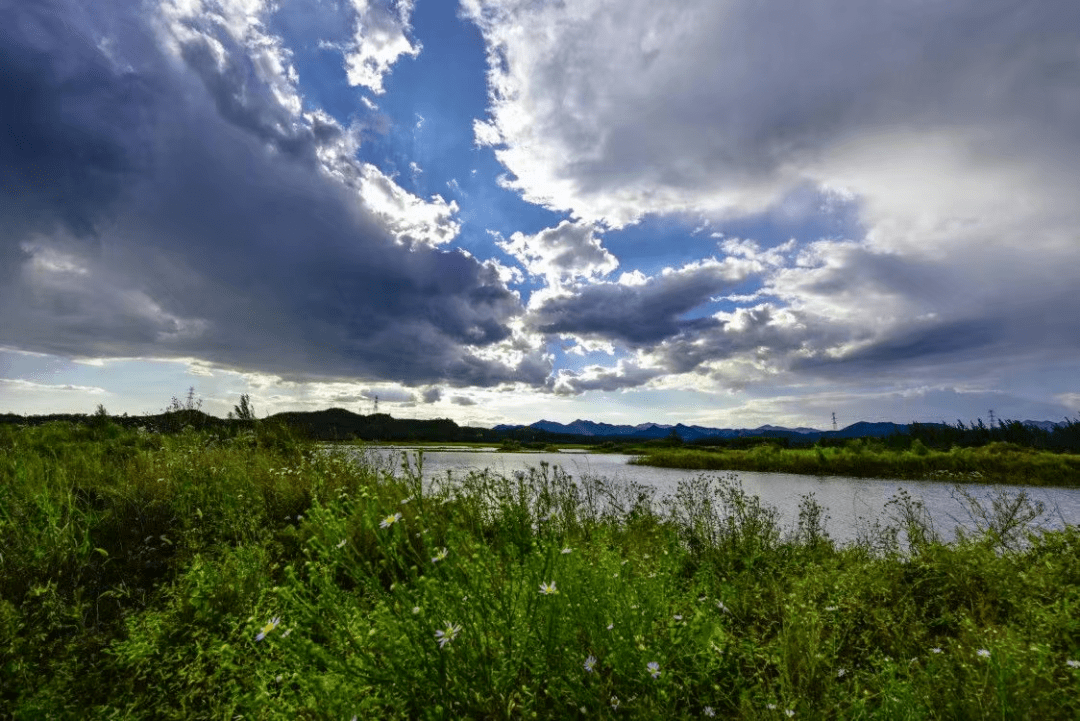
<box><xmin>2</xmin><ymin>421</ymin><xmax>1079</xmax><ymax>718</ymax></box>
<box><xmin>631</xmin><ymin>440</ymin><xmax>1080</xmax><ymax>487</ymax></box>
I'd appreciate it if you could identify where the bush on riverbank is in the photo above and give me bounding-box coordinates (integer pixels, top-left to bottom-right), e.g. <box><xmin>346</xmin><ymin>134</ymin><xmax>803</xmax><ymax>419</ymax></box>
<box><xmin>632</xmin><ymin>441</ymin><xmax>1080</xmax><ymax>486</ymax></box>
<box><xmin>2</xmin><ymin>422</ymin><xmax>1079</xmax><ymax>718</ymax></box>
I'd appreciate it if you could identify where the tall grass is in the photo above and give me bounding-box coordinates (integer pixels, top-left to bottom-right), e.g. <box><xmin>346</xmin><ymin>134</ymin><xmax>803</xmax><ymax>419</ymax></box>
<box><xmin>1</xmin><ymin>422</ymin><xmax>1079</xmax><ymax>718</ymax></box>
<box><xmin>633</xmin><ymin>440</ymin><xmax>1080</xmax><ymax>486</ymax></box>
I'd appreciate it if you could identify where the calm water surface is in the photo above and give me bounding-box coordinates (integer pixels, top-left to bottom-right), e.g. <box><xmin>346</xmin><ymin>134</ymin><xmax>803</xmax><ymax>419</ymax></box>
<box><xmin>342</xmin><ymin>447</ymin><xmax>1080</xmax><ymax>545</ymax></box>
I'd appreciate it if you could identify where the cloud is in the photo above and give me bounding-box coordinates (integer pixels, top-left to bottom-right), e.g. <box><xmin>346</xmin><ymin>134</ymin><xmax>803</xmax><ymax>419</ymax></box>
<box><xmin>1056</xmin><ymin>394</ymin><xmax>1080</xmax><ymax>414</ymax></box>
<box><xmin>0</xmin><ymin>0</ymin><xmax>537</xmax><ymax>389</ymax></box>
<box><xmin>496</xmin><ymin>220</ymin><xmax>618</xmax><ymax>290</ymax></box>
<box><xmin>462</xmin><ymin>0</ymin><xmax>1080</xmax><ymax>400</ymax></box>
<box><xmin>342</xmin><ymin>0</ymin><xmax>421</xmax><ymax>94</ymax></box>
<box><xmin>360</xmin><ymin>388</ymin><xmax>415</xmax><ymax>404</ymax></box>
<box><xmin>0</xmin><ymin>378</ymin><xmax>107</xmax><ymax>394</ymax></box>
<box><xmin>702</xmin><ymin>386</ymin><xmax>1080</xmax><ymax>430</ymax></box>
<box><xmin>358</xmin><ymin>163</ymin><xmax>461</xmax><ymax>248</ymax></box>
<box><xmin>528</xmin><ymin>256</ymin><xmax>761</xmax><ymax>345</ymax></box>
<box><xmin>464</xmin><ymin>0</ymin><xmax>1080</xmax><ymax>226</ymax></box>
<box><xmin>450</xmin><ymin>395</ymin><xmax>476</xmax><ymax>406</ymax></box>
<box><xmin>552</xmin><ymin>360</ymin><xmax>661</xmax><ymax>395</ymax></box>
<box><xmin>421</xmin><ymin>387</ymin><xmax>442</xmax><ymax>403</ymax></box>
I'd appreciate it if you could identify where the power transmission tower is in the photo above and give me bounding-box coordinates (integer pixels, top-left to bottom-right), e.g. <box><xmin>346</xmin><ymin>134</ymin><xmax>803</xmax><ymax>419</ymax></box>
<box><xmin>988</xmin><ymin>409</ymin><xmax>995</xmax><ymax>428</ymax></box>
<box><xmin>832</xmin><ymin>412</ymin><xmax>837</xmax><ymax>431</ymax></box>
<box><xmin>374</xmin><ymin>394</ymin><xmax>379</xmax><ymax>415</ymax></box>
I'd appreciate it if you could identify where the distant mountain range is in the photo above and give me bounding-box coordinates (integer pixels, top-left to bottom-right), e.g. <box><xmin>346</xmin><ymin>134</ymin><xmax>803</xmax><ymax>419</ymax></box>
<box><xmin>493</xmin><ymin>418</ymin><xmax>1069</xmax><ymax>442</ymax></box>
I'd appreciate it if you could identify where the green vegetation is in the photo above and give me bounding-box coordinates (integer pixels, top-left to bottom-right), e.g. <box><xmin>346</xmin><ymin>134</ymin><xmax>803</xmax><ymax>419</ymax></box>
<box><xmin>632</xmin><ymin>440</ymin><xmax>1080</xmax><ymax>486</ymax></box>
<box><xmin>2</xmin><ymin>420</ymin><xmax>1080</xmax><ymax>718</ymax></box>
<box><xmin>499</xmin><ymin>438</ymin><xmax>561</xmax><ymax>452</ymax></box>
<box><xmin>908</xmin><ymin>418</ymin><xmax>1080</xmax><ymax>454</ymax></box>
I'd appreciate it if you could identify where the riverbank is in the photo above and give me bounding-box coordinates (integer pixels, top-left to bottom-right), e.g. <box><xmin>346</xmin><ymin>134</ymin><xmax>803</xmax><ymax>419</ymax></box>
<box><xmin>631</xmin><ymin>441</ymin><xmax>1080</xmax><ymax>487</ymax></box>
<box><xmin>2</xmin><ymin>422</ymin><xmax>1079</xmax><ymax>718</ymax></box>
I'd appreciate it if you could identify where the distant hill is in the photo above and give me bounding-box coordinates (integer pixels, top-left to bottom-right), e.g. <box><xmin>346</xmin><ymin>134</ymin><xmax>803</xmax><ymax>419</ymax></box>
<box><xmin>266</xmin><ymin>409</ymin><xmax>497</xmax><ymax>442</ymax></box>
<box><xmin>494</xmin><ymin>418</ymin><xmax>909</xmax><ymax>442</ymax></box>
<box><xmin>1021</xmin><ymin>420</ymin><xmax>1068</xmax><ymax>432</ymax></box>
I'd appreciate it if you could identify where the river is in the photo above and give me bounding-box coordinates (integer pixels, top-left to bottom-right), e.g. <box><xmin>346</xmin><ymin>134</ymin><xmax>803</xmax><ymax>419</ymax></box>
<box><xmin>338</xmin><ymin>446</ymin><xmax>1080</xmax><ymax>546</ymax></box>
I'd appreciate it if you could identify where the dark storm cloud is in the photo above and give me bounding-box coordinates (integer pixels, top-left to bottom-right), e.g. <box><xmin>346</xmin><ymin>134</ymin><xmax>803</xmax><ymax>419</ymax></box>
<box><xmin>0</xmin><ymin>2</ymin><xmax>146</xmax><ymax>276</ymax></box>
<box><xmin>801</xmin><ymin>320</ymin><xmax>998</xmax><ymax>369</ymax></box>
<box><xmin>0</xmin><ymin>0</ymin><xmax>543</xmax><ymax>388</ymax></box>
<box><xmin>637</xmin><ymin>304</ymin><xmax>821</xmax><ymax>378</ymax></box>
<box><xmin>530</xmin><ymin>260</ymin><xmax>752</xmax><ymax>345</ymax></box>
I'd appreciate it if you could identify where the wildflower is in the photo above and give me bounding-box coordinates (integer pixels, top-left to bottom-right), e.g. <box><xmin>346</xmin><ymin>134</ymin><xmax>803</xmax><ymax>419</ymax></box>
<box><xmin>698</xmin><ymin>596</ymin><xmax>707</xmax><ymax>602</ymax></box>
<box><xmin>275</xmin><ymin>674</ymin><xmax>283</xmax><ymax>683</ymax></box>
<box><xmin>977</xmin><ymin>648</ymin><xmax>991</xmax><ymax>658</ymax></box>
<box><xmin>704</xmin><ymin>707</ymin><xmax>716</xmax><ymax>717</ymax></box>
<box><xmin>607</xmin><ymin>623</ymin><xmax>614</xmax><ymax>630</ymax></box>
<box><xmin>610</xmin><ymin>696</ymin><xmax>620</xmax><ymax>710</ymax></box>
<box><xmin>837</xmin><ymin>668</ymin><xmax>847</xmax><ymax>678</ymax></box>
<box><xmin>930</xmin><ymin>647</ymin><xmax>943</xmax><ymax>654</ymax></box>
<box><xmin>379</xmin><ymin>512</ymin><xmax>402</xmax><ymax>529</ymax></box>
<box><xmin>434</xmin><ymin>621</ymin><xmax>461</xmax><ymax>649</ymax></box>
<box><xmin>767</xmin><ymin>704</ymin><xmax>777</xmax><ymax>710</ymax></box>
<box><xmin>673</xmin><ymin>614</ymin><xmax>683</xmax><ymax>621</ymax></box>
<box><xmin>584</xmin><ymin>655</ymin><xmax>597</xmax><ymax>673</ymax></box>
<box><xmin>281</xmin><ymin>628</ymin><xmax>292</xmax><ymax>638</ymax></box>
<box><xmin>1066</xmin><ymin>659</ymin><xmax>1079</xmax><ymax>668</ymax></box>
<box><xmin>336</xmin><ymin>539</ymin><xmax>347</xmax><ymax>549</ymax></box>
<box><xmin>400</xmin><ymin>496</ymin><xmax>413</xmax><ymax>505</ymax></box>
<box><xmin>825</xmin><ymin>606</ymin><xmax>838</xmax><ymax>612</ymax></box>
<box><xmin>412</xmin><ymin>606</ymin><xmax>420</xmax><ymax>615</ymax></box>
<box><xmin>255</xmin><ymin>617</ymin><xmax>281</xmax><ymax>641</ymax></box>
<box><xmin>785</xmin><ymin>711</ymin><xmax>795</xmax><ymax>718</ymax></box>
<box><xmin>647</xmin><ymin>661</ymin><xmax>661</xmax><ymax>679</ymax></box>
<box><xmin>716</xmin><ymin>601</ymin><xmax>730</xmax><ymax>613</ymax></box>
<box><xmin>561</xmin><ymin>547</ymin><xmax>573</xmax><ymax>554</ymax></box>
<box><xmin>432</xmin><ymin>547</ymin><xmax>449</xmax><ymax>563</ymax></box>
<box><xmin>539</xmin><ymin>581</ymin><xmax>559</xmax><ymax>595</ymax></box>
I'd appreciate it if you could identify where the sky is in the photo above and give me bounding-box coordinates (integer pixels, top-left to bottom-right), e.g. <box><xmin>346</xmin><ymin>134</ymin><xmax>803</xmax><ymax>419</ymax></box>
<box><xmin>1</xmin><ymin>0</ymin><xmax>1079</xmax><ymax>429</ymax></box>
